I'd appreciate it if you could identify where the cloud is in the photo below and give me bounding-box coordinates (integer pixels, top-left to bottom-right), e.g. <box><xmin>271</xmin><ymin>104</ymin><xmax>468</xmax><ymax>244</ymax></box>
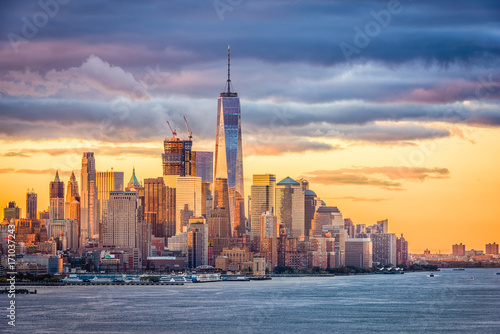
<box><xmin>0</xmin><ymin>55</ymin><xmax>149</xmax><ymax>100</ymax></box>
<box><xmin>1</xmin><ymin>146</ymin><xmax>162</xmax><ymax>158</ymax></box>
<box><xmin>244</xmin><ymin>139</ymin><xmax>340</xmax><ymax>156</ymax></box>
<box><xmin>302</xmin><ymin>166</ymin><xmax>450</xmax><ymax>190</ymax></box>
<box><xmin>0</xmin><ymin>168</ymin><xmax>15</xmax><ymax>173</ymax></box>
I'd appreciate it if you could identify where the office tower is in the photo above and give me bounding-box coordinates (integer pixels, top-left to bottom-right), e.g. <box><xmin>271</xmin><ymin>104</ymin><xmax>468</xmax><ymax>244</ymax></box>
<box><xmin>304</xmin><ymin>189</ymin><xmax>317</xmax><ymax>237</ymax></box>
<box><xmin>275</xmin><ymin>177</ymin><xmax>305</xmax><ymax>238</ymax></box>
<box><xmin>452</xmin><ymin>243</ymin><xmax>466</xmax><ymax>256</ymax></box>
<box><xmin>3</xmin><ymin>202</ymin><xmax>20</xmax><ymax>221</ymax></box>
<box><xmin>97</xmin><ymin>170</ymin><xmax>124</xmax><ymax>241</ymax></box>
<box><xmin>377</xmin><ymin>219</ymin><xmax>389</xmax><ymax>233</ymax></box>
<box><xmin>49</xmin><ymin>171</ymin><xmax>65</xmax><ymax>220</ymax></box>
<box><xmin>188</xmin><ymin>217</ymin><xmax>208</xmax><ymax>266</ymax></box>
<box><xmin>193</xmin><ymin>151</ymin><xmax>213</xmax><ymax>183</ymax></box>
<box><xmin>103</xmin><ymin>191</ymin><xmax>140</xmax><ymax>248</ymax></box>
<box><xmin>322</xmin><ymin>225</ymin><xmax>347</xmax><ymax>267</ymax></box>
<box><xmin>65</xmin><ymin>171</ymin><xmax>80</xmax><ymax>219</ymax></box>
<box><xmin>371</xmin><ymin>233</ymin><xmax>397</xmax><ymax>266</ymax></box>
<box><xmin>47</xmin><ymin>219</ymin><xmax>78</xmax><ymax>251</ymax></box>
<box><xmin>260</xmin><ymin>211</ymin><xmax>278</xmax><ymax>270</ymax></box>
<box><xmin>80</xmin><ymin>152</ymin><xmax>98</xmax><ymax>242</ymax></box>
<box><xmin>485</xmin><ymin>242</ymin><xmax>499</xmax><ymax>255</ymax></box>
<box><xmin>209</xmin><ymin>207</ymin><xmax>231</xmax><ymax>258</ymax></box>
<box><xmin>213</xmin><ymin>46</ymin><xmax>245</xmax><ymax>237</ymax></box>
<box><xmin>144</xmin><ymin>177</ymin><xmax>167</xmax><ymax>239</ymax></box>
<box><xmin>250</xmin><ymin>174</ymin><xmax>276</xmax><ymax>239</ymax></box>
<box><xmin>176</xmin><ymin>176</ymin><xmax>202</xmax><ymax>234</ymax></box>
<box><xmin>26</xmin><ymin>190</ymin><xmax>37</xmax><ymax>220</ymax></box>
<box><xmin>396</xmin><ymin>233</ymin><xmax>409</xmax><ymax>266</ymax></box>
<box><xmin>344</xmin><ymin>218</ymin><xmax>355</xmax><ymax>238</ymax></box>
<box><xmin>310</xmin><ymin>206</ymin><xmax>336</xmax><ymax>237</ymax></box>
<box><xmin>201</xmin><ymin>182</ymin><xmax>213</xmax><ymax>219</ymax></box>
<box><xmin>345</xmin><ymin>238</ymin><xmax>373</xmax><ymax>268</ymax></box>
<box><xmin>355</xmin><ymin>224</ymin><xmax>366</xmax><ymax>236</ymax></box>
<box><xmin>127</xmin><ymin>167</ymin><xmax>142</xmax><ymax>189</ymax></box>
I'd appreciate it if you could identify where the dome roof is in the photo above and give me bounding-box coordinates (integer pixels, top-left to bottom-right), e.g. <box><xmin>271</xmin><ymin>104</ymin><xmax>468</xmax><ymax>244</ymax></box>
<box><xmin>277</xmin><ymin>176</ymin><xmax>300</xmax><ymax>186</ymax></box>
<box><xmin>305</xmin><ymin>189</ymin><xmax>317</xmax><ymax>196</ymax></box>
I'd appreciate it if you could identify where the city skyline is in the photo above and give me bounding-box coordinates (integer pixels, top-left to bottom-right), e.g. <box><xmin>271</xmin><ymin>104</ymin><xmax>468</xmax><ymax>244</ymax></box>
<box><xmin>1</xmin><ymin>1</ymin><xmax>500</xmax><ymax>253</ymax></box>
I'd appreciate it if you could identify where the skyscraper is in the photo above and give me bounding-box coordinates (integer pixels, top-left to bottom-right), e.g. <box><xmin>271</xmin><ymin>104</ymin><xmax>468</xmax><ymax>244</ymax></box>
<box><xmin>144</xmin><ymin>177</ymin><xmax>167</xmax><ymax>239</ymax></box>
<box><xmin>3</xmin><ymin>202</ymin><xmax>20</xmax><ymax>222</ymax></box>
<box><xmin>193</xmin><ymin>151</ymin><xmax>213</xmax><ymax>183</ymax></box>
<box><xmin>176</xmin><ymin>176</ymin><xmax>202</xmax><ymax>234</ymax></box>
<box><xmin>396</xmin><ymin>233</ymin><xmax>409</xmax><ymax>266</ymax></box>
<box><xmin>371</xmin><ymin>233</ymin><xmax>397</xmax><ymax>266</ymax></box>
<box><xmin>103</xmin><ymin>191</ymin><xmax>141</xmax><ymax>248</ymax></box>
<box><xmin>65</xmin><ymin>171</ymin><xmax>80</xmax><ymax>218</ymax></box>
<box><xmin>49</xmin><ymin>171</ymin><xmax>65</xmax><ymax>220</ymax></box>
<box><xmin>97</xmin><ymin>170</ymin><xmax>124</xmax><ymax>242</ymax></box>
<box><xmin>213</xmin><ymin>46</ymin><xmax>244</xmax><ymax>237</ymax></box>
<box><xmin>275</xmin><ymin>177</ymin><xmax>305</xmax><ymax>238</ymax></box>
<box><xmin>250</xmin><ymin>174</ymin><xmax>276</xmax><ymax>239</ymax></box>
<box><xmin>26</xmin><ymin>190</ymin><xmax>37</xmax><ymax>220</ymax></box>
<box><xmin>162</xmin><ymin>129</ymin><xmax>193</xmax><ymax>187</ymax></box>
<box><xmin>80</xmin><ymin>152</ymin><xmax>98</xmax><ymax>242</ymax></box>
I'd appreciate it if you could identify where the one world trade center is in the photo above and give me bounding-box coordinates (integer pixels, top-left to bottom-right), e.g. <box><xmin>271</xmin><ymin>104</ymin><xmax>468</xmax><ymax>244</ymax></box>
<box><xmin>213</xmin><ymin>46</ymin><xmax>245</xmax><ymax>237</ymax></box>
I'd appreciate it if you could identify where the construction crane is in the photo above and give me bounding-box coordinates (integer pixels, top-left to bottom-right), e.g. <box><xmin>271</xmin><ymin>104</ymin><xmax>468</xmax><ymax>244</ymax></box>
<box><xmin>183</xmin><ymin>116</ymin><xmax>192</xmax><ymax>141</ymax></box>
<box><xmin>166</xmin><ymin>120</ymin><xmax>177</xmax><ymax>139</ymax></box>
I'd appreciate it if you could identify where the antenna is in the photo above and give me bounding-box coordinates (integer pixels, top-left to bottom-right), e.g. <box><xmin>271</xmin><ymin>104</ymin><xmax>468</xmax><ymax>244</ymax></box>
<box><xmin>227</xmin><ymin>45</ymin><xmax>231</xmax><ymax>94</ymax></box>
<box><xmin>183</xmin><ymin>116</ymin><xmax>193</xmax><ymax>141</ymax></box>
<box><xmin>166</xmin><ymin>121</ymin><xmax>177</xmax><ymax>139</ymax></box>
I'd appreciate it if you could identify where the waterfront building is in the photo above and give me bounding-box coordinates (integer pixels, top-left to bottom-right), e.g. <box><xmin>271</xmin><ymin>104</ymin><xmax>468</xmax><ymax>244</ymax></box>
<box><xmin>188</xmin><ymin>217</ymin><xmax>208</xmax><ymax>266</ymax></box>
<box><xmin>345</xmin><ymin>238</ymin><xmax>372</xmax><ymax>268</ymax></box>
<box><xmin>452</xmin><ymin>243</ymin><xmax>466</xmax><ymax>256</ymax></box>
<box><xmin>396</xmin><ymin>233</ymin><xmax>409</xmax><ymax>266</ymax></box>
<box><xmin>344</xmin><ymin>218</ymin><xmax>355</xmax><ymax>239</ymax></box>
<box><xmin>310</xmin><ymin>206</ymin><xmax>342</xmax><ymax>237</ymax></box>
<box><xmin>144</xmin><ymin>177</ymin><xmax>167</xmax><ymax>239</ymax></box>
<box><xmin>213</xmin><ymin>46</ymin><xmax>245</xmax><ymax>238</ymax></box>
<box><xmin>103</xmin><ymin>191</ymin><xmax>141</xmax><ymax>249</ymax></box>
<box><xmin>322</xmin><ymin>225</ymin><xmax>347</xmax><ymax>267</ymax></box>
<box><xmin>49</xmin><ymin>171</ymin><xmax>65</xmax><ymax>220</ymax></box>
<box><xmin>308</xmin><ymin>236</ymin><xmax>336</xmax><ymax>269</ymax></box>
<box><xmin>47</xmin><ymin>219</ymin><xmax>78</xmax><ymax>251</ymax></box>
<box><xmin>250</xmin><ymin>174</ymin><xmax>276</xmax><ymax>240</ymax></box>
<box><xmin>485</xmin><ymin>242</ymin><xmax>499</xmax><ymax>255</ymax></box>
<box><xmin>275</xmin><ymin>177</ymin><xmax>305</xmax><ymax>238</ymax></box>
<box><xmin>80</xmin><ymin>152</ymin><xmax>99</xmax><ymax>242</ymax></box>
<box><xmin>371</xmin><ymin>233</ymin><xmax>397</xmax><ymax>266</ymax></box>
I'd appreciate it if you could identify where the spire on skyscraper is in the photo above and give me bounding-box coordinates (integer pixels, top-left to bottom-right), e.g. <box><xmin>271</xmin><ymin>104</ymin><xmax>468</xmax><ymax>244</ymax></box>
<box><xmin>70</xmin><ymin>171</ymin><xmax>76</xmax><ymax>182</ymax></box>
<box><xmin>225</xmin><ymin>45</ymin><xmax>234</xmax><ymax>95</ymax></box>
<box><xmin>128</xmin><ymin>167</ymin><xmax>141</xmax><ymax>188</ymax></box>
<box><xmin>54</xmin><ymin>170</ymin><xmax>60</xmax><ymax>182</ymax></box>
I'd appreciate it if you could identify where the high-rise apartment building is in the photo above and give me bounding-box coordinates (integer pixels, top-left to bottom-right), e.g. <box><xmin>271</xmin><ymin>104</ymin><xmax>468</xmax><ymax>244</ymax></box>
<box><xmin>260</xmin><ymin>211</ymin><xmax>278</xmax><ymax>270</ymax></box>
<box><xmin>26</xmin><ymin>190</ymin><xmax>37</xmax><ymax>220</ymax></box>
<box><xmin>275</xmin><ymin>177</ymin><xmax>304</xmax><ymax>238</ymax></box>
<box><xmin>250</xmin><ymin>174</ymin><xmax>276</xmax><ymax>239</ymax></box>
<box><xmin>371</xmin><ymin>233</ymin><xmax>397</xmax><ymax>266</ymax></box>
<box><xmin>80</xmin><ymin>152</ymin><xmax>99</xmax><ymax>242</ymax></box>
<box><xmin>214</xmin><ymin>46</ymin><xmax>245</xmax><ymax>237</ymax></box>
<box><xmin>396</xmin><ymin>233</ymin><xmax>409</xmax><ymax>266</ymax></box>
<box><xmin>452</xmin><ymin>243</ymin><xmax>466</xmax><ymax>256</ymax></box>
<box><xmin>49</xmin><ymin>171</ymin><xmax>65</xmax><ymax>220</ymax></box>
<box><xmin>485</xmin><ymin>242</ymin><xmax>499</xmax><ymax>255</ymax></box>
<box><xmin>345</xmin><ymin>238</ymin><xmax>373</xmax><ymax>268</ymax></box>
<box><xmin>103</xmin><ymin>191</ymin><xmax>140</xmax><ymax>248</ymax></box>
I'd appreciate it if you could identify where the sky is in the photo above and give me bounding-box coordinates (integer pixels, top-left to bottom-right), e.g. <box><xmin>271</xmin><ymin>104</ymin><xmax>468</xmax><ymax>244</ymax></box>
<box><xmin>0</xmin><ymin>0</ymin><xmax>499</xmax><ymax>253</ymax></box>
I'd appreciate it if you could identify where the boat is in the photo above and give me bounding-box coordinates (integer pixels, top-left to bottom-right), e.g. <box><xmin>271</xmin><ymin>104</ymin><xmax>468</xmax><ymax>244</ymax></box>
<box><xmin>222</xmin><ymin>275</ymin><xmax>250</xmax><ymax>282</ymax></box>
<box><xmin>62</xmin><ymin>274</ymin><xmax>82</xmax><ymax>283</ymax></box>
<box><xmin>191</xmin><ymin>273</ymin><xmax>222</xmax><ymax>283</ymax></box>
<box><xmin>248</xmin><ymin>276</ymin><xmax>272</xmax><ymax>281</ymax></box>
<box><xmin>429</xmin><ymin>273</ymin><xmax>435</xmax><ymax>277</ymax></box>
<box><xmin>453</xmin><ymin>268</ymin><xmax>465</xmax><ymax>271</ymax></box>
<box><xmin>160</xmin><ymin>275</ymin><xmax>191</xmax><ymax>283</ymax></box>
<box><xmin>496</xmin><ymin>273</ymin><xmax>500</xmax><ymax>275</ymax></box>
<box><xmin>92</xmin><ymin>276</ymin><xmax>112</xmax><ymax>283</ymax></box>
